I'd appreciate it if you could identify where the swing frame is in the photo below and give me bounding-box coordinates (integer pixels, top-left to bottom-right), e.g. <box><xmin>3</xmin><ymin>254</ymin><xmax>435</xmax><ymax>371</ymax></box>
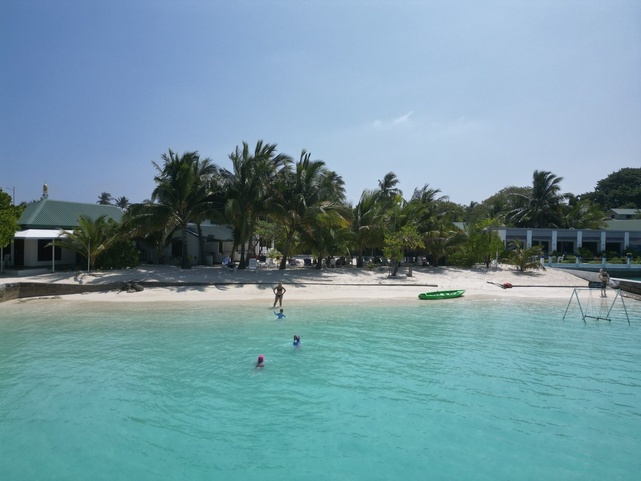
<box><xmin>562</xmin><ymin>288</ymin><xmax>630</xmax><ymax>324</ymax></box>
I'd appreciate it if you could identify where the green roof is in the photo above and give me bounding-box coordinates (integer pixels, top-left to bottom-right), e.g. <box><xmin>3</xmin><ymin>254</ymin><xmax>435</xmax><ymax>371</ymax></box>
<box><xmin>19</xmin><ymin>199</ymin><xmax>123</xmax><ymax>229</ymax></box>
<box><xmin>186</xmin><ymin>223</ymin><xmax>234</xmax><ymax>241</ymax></box>
<box><xmin>605</xmin><ymin>219</ymin><xmax>641</xmax><ymax>231</ymax></box>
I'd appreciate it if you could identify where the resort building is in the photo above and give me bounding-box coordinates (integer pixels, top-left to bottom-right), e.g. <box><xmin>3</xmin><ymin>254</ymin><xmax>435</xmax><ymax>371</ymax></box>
<box><xmin>5</xmin><ymin>185</ymin><xmax>123</xmax><ymax>273</ymax></box>
<box><xmin>495</xmin><ymin>224</ymin><xmax>641</xmax><ymax>256</ymax></box>
<box><xmin>607</xmin><ymin>208</ymin><xmax>640</xmax><ymax>220</ymax></box>
<box><xmin>3</xmin><ymin>185</ymin><xmax>251</xmax><ymax>274</ymax></box>
<box><xmin>141</xmin><ymin>222</ymin><xmax>241</xmax><ymax>266</ymax></box>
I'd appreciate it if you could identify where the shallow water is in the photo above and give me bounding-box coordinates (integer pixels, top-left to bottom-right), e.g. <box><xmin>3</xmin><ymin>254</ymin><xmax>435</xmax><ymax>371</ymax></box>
<box><xmin>1</xmin><ymin>297</ymin><xmax>639</xmax><ymax>481</ymax></box>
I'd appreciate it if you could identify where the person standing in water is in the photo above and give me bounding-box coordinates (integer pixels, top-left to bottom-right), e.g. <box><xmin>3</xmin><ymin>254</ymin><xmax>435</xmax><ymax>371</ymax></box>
<box><xmin>272</xmin><ymin>282</ymin><xmax>286</xmax><ymax>307</ymax></box>
<box><xmin>293</xmin><ymin>335</ymin><xmax>300</xmax><ymax>347</ymax></box>
<box><xmin>256</xmin><ymin>355</ymin><xmax>265</xmax><ymax>368</ymax></box>
<box><xmin>274</xmin><ymin>309</ymin><xmax>286</xmax><ymax>319</ymax></box>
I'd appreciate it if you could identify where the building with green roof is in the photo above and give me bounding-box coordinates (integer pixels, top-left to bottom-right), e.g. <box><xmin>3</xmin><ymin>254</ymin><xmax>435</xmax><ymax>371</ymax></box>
<box><xmin>6</xmin><ymin>187</ymin><xmax>124</xmax><ymax>272</ymax></box>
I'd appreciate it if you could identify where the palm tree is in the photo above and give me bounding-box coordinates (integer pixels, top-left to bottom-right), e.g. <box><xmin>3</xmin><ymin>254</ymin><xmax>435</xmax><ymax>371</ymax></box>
<box><xmin>54</xmin><ymin>214</ymin><xmax>119</xmax><ymax>271</ymax></box>
<box><xmin>222</xmin><ymin>141</ymin><xmax>291</xmax><ymax>268</ymax></box>
<box><xmin>298</xmin><ymin>210</ymin><xmax>351</xmax><ymax>269</ymax></box>
<box><xmin>114</xmin><ymin>196</ymin><xmax>130</xmax><ymax>211</ymax></box>
<box><xmin>125</xmin><ymin>150</ymin><xmax>222</xmax><ymax>269</ymax></box>
<box><xmin>562</xmin><ymin>194</ymin><xmax>606</xmax><ymax>229</ymax></box>
<box><xmin>505</xmin><ymin>239</ymin><xmax>545</xmax><ymax>272</ymax></box>
<box><xmin>377</xmin><ymin>172</ymin><xmax>402</xmax><ymax>201</ymax></box>
<box><xmin>509</xmin><ymin>170</ymin><xmax>565</xmax><ymax>228</ymax></box>
<box><xmin>272</xmin><ymin>150</ymin><xmax>347</xmax><ymax>270</ymax></box>
<box><xmin>351</xmin><ymin>189</ymin><xmax>384</xmax><ymax>267</ymax></box>
<box><xmin>97</xmin><ymin>192</ymin><xmax>112</xmax><ymax>205</ymax></box>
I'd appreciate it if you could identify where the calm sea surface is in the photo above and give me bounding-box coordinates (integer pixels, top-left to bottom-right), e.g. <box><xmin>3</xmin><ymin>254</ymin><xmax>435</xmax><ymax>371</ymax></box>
<box><xmin>1</xmin><ymin>297</ymin><xmax>640</xmax><ymax>481</ymax></box>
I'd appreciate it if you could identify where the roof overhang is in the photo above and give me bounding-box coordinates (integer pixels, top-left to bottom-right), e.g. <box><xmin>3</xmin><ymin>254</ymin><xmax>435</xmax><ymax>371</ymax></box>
<box><xmin>14</xmin><ymin>229</ymin><xmax>71</xmax><ymax>239</ymax></box>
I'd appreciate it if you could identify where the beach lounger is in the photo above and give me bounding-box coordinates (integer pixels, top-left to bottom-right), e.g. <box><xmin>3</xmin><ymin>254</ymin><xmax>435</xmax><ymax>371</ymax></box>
<box><xmin>247</xmin><ymin>258</ymin><xmax>258</xmax><ymax>272</ymax></box>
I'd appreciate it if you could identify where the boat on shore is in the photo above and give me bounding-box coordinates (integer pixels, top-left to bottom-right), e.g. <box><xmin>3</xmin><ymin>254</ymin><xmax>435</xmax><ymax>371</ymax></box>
<box><xmin>418</xmin><ymin>290</ymin><xmax>465</xmax><ymax>300</ymax></box>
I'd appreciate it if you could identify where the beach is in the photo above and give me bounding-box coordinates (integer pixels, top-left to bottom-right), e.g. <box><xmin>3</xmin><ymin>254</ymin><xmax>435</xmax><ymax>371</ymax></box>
<box><xmin>0</xmin><ymin>264</ymin><xmax>595</xmax><ymax>304</ymax></box>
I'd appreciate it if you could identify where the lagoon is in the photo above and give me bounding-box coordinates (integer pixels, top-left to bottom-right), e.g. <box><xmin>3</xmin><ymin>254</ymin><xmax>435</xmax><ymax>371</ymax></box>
<box><xmin>1</xmin><ymin>298</ymin><xmax>639</xmax><ymax>480</ymax></box>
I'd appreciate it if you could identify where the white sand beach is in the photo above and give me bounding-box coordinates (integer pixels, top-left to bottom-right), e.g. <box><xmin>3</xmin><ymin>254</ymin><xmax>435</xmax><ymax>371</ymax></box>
<box><xmin>1</xmin><ymin>264</ymin><xmax>594</xmax><ymax>304</ymax></box>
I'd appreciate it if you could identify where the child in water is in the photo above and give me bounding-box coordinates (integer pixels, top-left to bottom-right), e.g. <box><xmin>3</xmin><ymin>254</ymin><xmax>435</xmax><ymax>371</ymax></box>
<box><xmin>274</xmin><ymin>308</ymin><xmax>286</xmax><ymax>319</ymax></box>
<box><xmin>256</xmin><ymin>355</ymin><xmax>265</xmax><ymax>368</ymax></box>
<box><xmin>293</xmin><ymin>335</ymin><xmax>300</xmax><ymax>347</ymax></box>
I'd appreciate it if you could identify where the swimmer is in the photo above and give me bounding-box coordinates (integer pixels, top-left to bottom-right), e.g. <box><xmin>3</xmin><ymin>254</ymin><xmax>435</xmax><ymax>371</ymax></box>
<box><xmin>256</xmin><ymin>355</ymin><xmax>265</xmax><ymax>368</ymax></box>
<box><xmin>293</xmin><ymin>335</ymin><xmax>300</xmax><ymax>347</ymax></box>
<box><xmin>274</xmin><ymin>308</ymin><xmax>286</xmax><ymax>319</ymax></box>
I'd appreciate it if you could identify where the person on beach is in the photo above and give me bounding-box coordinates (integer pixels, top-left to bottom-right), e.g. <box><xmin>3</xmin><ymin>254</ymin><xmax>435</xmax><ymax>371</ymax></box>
<box><xmin>293</xmin><ymin>335</ymin><xmax>300</xmax><ymax>347</ymax></box>
<box><xmin>256</xmin><ymin>355</ymin><xmax>265</xmax><ymax>368</ymax></box>
<box><xmin>272</xmin><ymin>282</ymin><xmax>286</xmax><ymax>307</ymax></box>
<box><xmin>274</xmin><ymin>308</ymin><xmax>286</xmax><ymax>319</ymax></box>
<box><xmin>599</xmin><ymin>269</ymin><xmax>610</xmax><ymax>297</ymax></box>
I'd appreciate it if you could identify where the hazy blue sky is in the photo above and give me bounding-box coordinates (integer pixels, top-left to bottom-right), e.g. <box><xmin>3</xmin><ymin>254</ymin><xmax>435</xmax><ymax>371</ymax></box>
<box><xmin>2</xmin><ymin>0</ymin><xmax>640</xmax><ymax>206</ymax></box>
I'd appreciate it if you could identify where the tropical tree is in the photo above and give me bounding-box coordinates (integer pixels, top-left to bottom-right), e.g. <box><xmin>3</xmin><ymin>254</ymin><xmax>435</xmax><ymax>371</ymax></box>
<box><xmin>383</xmin><ymin>224</ymin><xmax>424</xmax><ymax>276</ymax></box>
<box><xmin>298</xmin><ymin>210</ymin><xmax>351</xmax><ymax>269</ymax></box>
<box><xmin>272</xmin><ymin>150</ymin><xmax>347</xmax><ymax>270</ymax></box>
<box><xmin>422</xmin><ymin>218</ymin><xmax>466</xmax><ymax>267</ymax></box>
<box><xmin>508</xmin><ymin>170</ymin><xmax>566</xmax><ymax>228</ymax></box>
<box><xmin>562</xmin><ymin>194</ymin><xmax>606</xmax><ymax>229</ymax></box>
<box><xmin>114</xmin><ymin>196</ymin><xmax>130</xmax><ymax>211</ymax></box>
<box><xmin>377</xmin><ymin>171</ymin><xmax>402</xmax><ymax>202</ymax></box>
<box><xmin>0</xmin><ymin>190</ymin><xmax>24</xmax><ymax>271</ymax></box>
<box><xmin>505</xmin><ymin>239</ymin><xmax>545</xmax><ymax>272</ymax></box>
<box><xmin>124</xmin><ymin>150</ymin><xmax>222</xmax><ymax>269</ymax></box>
<box><xmin>450</xmin><ymin>219</ymin><xmax>505</xmax><ymax>268</ymax></box>
<box><xmin>351</xmin><ymin>189</ymin><xmax>384</xmax><ymax>267</ymax></box>
<box><xmin>53</xmin><ymin>215</ymin><xmax>119</xmax><ymax>271</ymax></box>
<box><xmin>476</xmin><ymin>186</ymin><xmax>531</xmax><ymax>225</ymax></box>
<box><xmin>411</xmin><ymin>183</ymin><xmax>446</xmax><ymax>232</ymax></box>
<box><xmin>582</xmin><ymin>167</ymin><xmax>641</xmax><ymax>210</ymax></box>
<box><xmin>97</xmin><ymin>192</ymin><xmax>113</xmax><ymax>205</ymax></box>
<box><xmin>222</xmin><ymin>141</ymin><xmax>291</xmax><ymax>268</ymax></box>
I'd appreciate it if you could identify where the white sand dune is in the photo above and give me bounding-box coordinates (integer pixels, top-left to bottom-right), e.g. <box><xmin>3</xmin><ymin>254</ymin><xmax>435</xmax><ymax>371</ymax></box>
<box><xmin>1</xmin><ymin>264</ymin><xmax>590</xmax><ymax>304</ymax></box>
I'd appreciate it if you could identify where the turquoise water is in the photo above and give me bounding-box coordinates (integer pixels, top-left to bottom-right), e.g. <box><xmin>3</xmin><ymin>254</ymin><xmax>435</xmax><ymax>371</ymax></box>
<box><xmin>1</xmin><ymin>298</ymin><xmax>640</xmax><ymax>481</ymax></box>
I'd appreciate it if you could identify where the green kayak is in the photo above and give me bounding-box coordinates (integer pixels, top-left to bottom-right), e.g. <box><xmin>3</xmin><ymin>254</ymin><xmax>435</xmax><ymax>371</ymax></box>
<box><xmin>418</xmin><ymin>290</ymin><xmax>465</xmax><ymax>300</ymax></box>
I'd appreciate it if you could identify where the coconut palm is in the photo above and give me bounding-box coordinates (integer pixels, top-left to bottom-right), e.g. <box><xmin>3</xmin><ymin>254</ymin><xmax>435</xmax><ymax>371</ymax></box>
<box><xmin>562</xmin><ymin>194</ymin><xmax>606</xmax><ymax>229</ymax></box>
<box><xmin>124</xmin><ymin>150</ymin><xmax>222</xmax><ymax>269</ymax></box>
<box><xmin>97</xmin><ymin>192</ymin><xmax>112</xmax><ymax>205</ymax></box>
<box><xmin>272</xmin><ymin>150</ymin><xmax>347</xmax><ymax>270</ymax></box>
<box><xmin>53</xmin><ymin>214</ymin><xmax>119</xmax><ymax>271</ymax></box>
<box><xmin>114</xmin><ymin>196</ymin><xmax>130</xmax><ymax>211</ymax></box>
<box><xmin>298</xmin><ymin>210</ymin><xmax>351</xmax><ymax>269</ymax></box>
<box><xmin>509</xmin><ymin>170</ymin><xmax>566</xmax><ymax>228</ymax></box>
<box><xmin>351</xmin><ymin>189</ymin><xmax>384</xmax><ymax>267</ymax></box>
<box><xmin>222</xmin><ymin>140</ymin><xmax>291</xmax><ymax>268</ymax></box>
<box><xmin>378</xmin><ymin>172</ymin><xmax>402</xmax><ymax>200</ymax></box>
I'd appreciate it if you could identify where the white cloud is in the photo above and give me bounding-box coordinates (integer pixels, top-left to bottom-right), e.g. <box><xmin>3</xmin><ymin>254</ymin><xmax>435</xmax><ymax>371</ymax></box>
<box><xmin>370</xmin><ymin>111</ymin><xmax>414</xmax><ymax>129</ymax></box>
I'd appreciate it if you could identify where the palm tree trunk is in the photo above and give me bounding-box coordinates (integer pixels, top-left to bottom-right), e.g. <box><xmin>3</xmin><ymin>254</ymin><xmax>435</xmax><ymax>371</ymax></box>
<box><xmin>197</xmin><ymin>222</ymin><xmax>205</xmax><ymax>265</ymax></box>
<box><xmin>280</xmin><ymin>230</ymin><xmax>295</xmax><ymax>270</ymax></box>
<box><xmin>181</xmin><ymin>224</ymin><xmax>191</xmax><ymax>269</ymax></box>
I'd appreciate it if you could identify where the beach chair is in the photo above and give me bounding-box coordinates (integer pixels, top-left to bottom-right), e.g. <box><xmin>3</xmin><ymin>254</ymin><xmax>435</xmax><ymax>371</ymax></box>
<box><xmin>222</xmin><ymin>256</ymin><xmax>237</xmax><ymax>273</ymax></box>
<box><xmin>247</xmin><ymin>258</ymin><xmax>258</xmax><ymax>272</ymax></box>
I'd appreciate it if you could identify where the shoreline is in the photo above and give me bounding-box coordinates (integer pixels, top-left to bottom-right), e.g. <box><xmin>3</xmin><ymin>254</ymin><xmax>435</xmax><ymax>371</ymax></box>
<box><xmin>0</xmin><ymin>264</ymin><xmax>606</xmax><ymax>304</ymax></box>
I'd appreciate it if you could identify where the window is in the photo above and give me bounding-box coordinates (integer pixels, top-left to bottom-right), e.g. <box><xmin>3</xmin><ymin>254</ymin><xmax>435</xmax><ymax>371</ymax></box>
<box><xmin>37</xmin><ymin>239</ymin><xmax>62</xmax><ymax>262</ymax></box>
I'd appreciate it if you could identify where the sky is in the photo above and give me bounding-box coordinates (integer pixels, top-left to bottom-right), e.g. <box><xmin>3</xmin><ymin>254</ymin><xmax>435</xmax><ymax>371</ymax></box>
<box><xmin>1</xmin><ymin>0</ymin><xmax>640</xmax><ymax>207</ymax></box>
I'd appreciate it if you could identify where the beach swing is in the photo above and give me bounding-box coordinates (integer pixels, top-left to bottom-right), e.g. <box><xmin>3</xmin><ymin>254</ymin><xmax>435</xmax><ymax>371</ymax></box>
<box><xmin>562</xmin><ymin>287</ymin><xmax>630</xmax><ymax>324</ymax></box>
